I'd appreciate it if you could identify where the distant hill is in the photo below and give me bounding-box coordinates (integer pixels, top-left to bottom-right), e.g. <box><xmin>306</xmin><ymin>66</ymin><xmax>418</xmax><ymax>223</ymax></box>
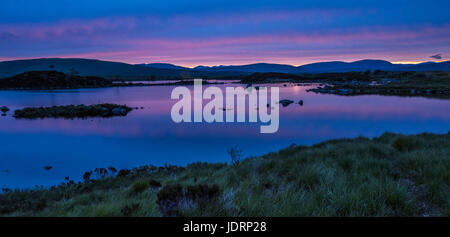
<box><xmin>405</xmin><ymin>61</ymin><xmax>450</xmax><ymax>71</ymax></box>
<box><xmin>195</xmin><ymin>60</ymin><xmax>450</xmax><ymax>73</ymax></box>
<box><xmin>138</xmin><ymin>63</ymin><xmax>189</xmax><ymax>70</ymax></box>
<box><xmin>298</xmin><ymin>60</ymin><xmax>399</xmax><ymax>73</ymax></box>
<box><xmin>0</xmin><ymin>58</ymin><xmax>249</xmax><ymax>80</ymax></box>
<box><xmin>0</xmin><ymin>58</ymin><xmax>191</xmax><ymax>80</ymax></box>
<box><xmin>0</xmin><ymin>58</ymin><xmax>448</xmax><ymax>80</ymax></box>
<box><xmin>298</xmin><ymin>60</ymin><xmax>450</xmax><ymax>73</ymax></box>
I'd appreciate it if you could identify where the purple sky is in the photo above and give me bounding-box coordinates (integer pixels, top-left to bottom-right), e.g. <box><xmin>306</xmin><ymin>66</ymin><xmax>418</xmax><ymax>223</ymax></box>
<box><xmin>0</xmin><ymin>0</ymin><xmax>449</xmax><ymax>67</ymax></box>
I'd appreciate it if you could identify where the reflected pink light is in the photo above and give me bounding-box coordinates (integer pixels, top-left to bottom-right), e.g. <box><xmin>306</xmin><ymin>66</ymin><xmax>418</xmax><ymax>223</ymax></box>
<box><xmin>1</xmin><ymin>91</ymin><xmax>448</xmax><ymax>138</ymax></box>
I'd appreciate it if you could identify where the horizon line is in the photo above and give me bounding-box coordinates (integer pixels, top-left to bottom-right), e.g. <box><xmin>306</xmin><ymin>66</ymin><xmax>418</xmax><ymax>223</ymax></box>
<box><xmin>0</xmin><ymin>57</ymin><xmax>448</xmax><ymax>68</ymax></box>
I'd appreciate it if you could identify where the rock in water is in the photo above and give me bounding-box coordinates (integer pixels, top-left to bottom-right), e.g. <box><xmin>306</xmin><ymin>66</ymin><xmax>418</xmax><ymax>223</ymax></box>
<box><xmin>0</xmin><ymin>106</ymin><xmax>9</xmax><ymax>113</ymax></box>
<box><xmin>279</xmin><ymin>99</ymin><xmax>294</xmax><ymax>107</ymax></box>
<box><xmin>298</xmin><ymin>100</ymin><xmax>304</xmax><ymax>106</ymax></box>
<box><xmin>14</xmin><ymin>104</ymin><xmax>133</xmax><ymax>119</ymax></box>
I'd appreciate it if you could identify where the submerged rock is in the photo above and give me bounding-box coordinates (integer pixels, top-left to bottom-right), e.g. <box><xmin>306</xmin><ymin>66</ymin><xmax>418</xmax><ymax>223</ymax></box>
<box><xmin>279</xmin><ymin>99</ymin><xmax>294</xmax><ymax>107</ymax></box>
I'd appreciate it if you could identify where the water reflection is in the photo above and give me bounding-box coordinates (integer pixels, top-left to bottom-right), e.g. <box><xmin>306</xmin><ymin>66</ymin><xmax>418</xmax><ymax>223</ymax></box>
<box><xmin>0</xmin><ymin>83</ymin><xmax>449</xmax><ymax>189</ymax></box>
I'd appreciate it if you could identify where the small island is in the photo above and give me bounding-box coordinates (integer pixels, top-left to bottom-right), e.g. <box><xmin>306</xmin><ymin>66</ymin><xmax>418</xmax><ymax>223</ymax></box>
<box><xmin>0</xmin><ymin>71</ymin><xmax>160</xmax><ymax>90</ymax></box>
<box><xmin>241</xmin><ymin>71</ymin><xmax>450</xmax><ymax>99</ymax></box>
<box><xmin>307</xmin><ymin>71</ymin><xmax>450</xmax><ymax>98</ymax></box>
<box><xmin>13</xmin><ymin>104</ymin><xmax>133</xmax><ymax>119</ymax></box>
<box><xmin>0</xmin><ymin>71</ymin><xmax>114</xmax><ymax>90</ymax></box>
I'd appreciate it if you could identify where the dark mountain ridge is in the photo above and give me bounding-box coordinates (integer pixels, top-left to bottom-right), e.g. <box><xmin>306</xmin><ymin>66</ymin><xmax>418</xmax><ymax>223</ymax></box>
<box><xmin>0</xmin><ymin>58</ymin><xmax>449</xmax><ymax>79</ymax></box>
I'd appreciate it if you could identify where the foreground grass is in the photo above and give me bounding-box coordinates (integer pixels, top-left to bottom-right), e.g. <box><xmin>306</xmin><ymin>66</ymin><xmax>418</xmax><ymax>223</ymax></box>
<box><xmin>1</xmin><ymin>132</ymin><xmax>449</xmax><ymax>217</ymax></box>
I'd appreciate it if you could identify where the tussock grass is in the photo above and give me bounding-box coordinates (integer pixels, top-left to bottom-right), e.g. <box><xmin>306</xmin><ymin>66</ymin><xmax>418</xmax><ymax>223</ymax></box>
<box><xmin>1</xmin><ymin>132</ymin><xmax>449</xmax><ymax>217</ymax></box>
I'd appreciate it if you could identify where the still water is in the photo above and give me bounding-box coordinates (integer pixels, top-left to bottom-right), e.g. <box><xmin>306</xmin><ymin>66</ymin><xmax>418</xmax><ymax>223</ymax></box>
<box><xmin>0</xmin><ymin>83</ymin><xmax>449</xmax><ymax>189</ymax></box>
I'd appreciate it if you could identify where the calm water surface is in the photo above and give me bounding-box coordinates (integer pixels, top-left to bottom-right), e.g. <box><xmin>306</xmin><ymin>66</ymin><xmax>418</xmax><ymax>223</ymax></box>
<box><xmin>1</xmin><ymin>83</ymin><xmax>449</xmax><ymax>189</ymax></box>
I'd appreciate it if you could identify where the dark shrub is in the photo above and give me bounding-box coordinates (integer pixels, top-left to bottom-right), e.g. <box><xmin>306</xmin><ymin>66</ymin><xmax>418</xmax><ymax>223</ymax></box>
<box><xmin>263</xmin><ymin>181</ymin><xmax>274</xmax><ymax>190</ymax></box>
<box><xmin>108</xmin><ymin>167</ymin><xmax>117</xmax><ymax>173</ymax></box>
<box><xmin>156</xmin><ymin>184</ymin><xmax>183</xmax><ymax>217</ymax></box>
<box><xmin>392</xmin><ymin>137</ymin><xmax>420</xmax><ymax>151</ymax></box>
<box><xmin>228</xmin><ymin>147</ymin><xmax>243</xmax><ymax>167</ymax></box>
<box><xmin>163</xmin><ymin>164</ymin><xmax>185</xmax><ymax>173</ymax></box>
<box><xmin>185</xmin><ymin>184</ymin><xmax>220</xmax><ymax>201</ymax></box>
<box><xmin>187</xmin><ymin>162</ymin><xmax>227</xmax><ymax>170</ymax></box>
<box><xmin>337</xmin><ymin>157</ymin><xmax>353</xmax><ymax>171</ymax></box>
<box><xmin>94</xmin><ymin>168</ymin><xmax>108</xmax><ymax>179</ymax></box>
<box><xmin>82</xmin><ymin>171</ymin><xmax>92</xmax><ymax>183</ymax></box>
<box><xmin>117</xmin><ymin>169</ymin><xmax>131</xmax><ymax>177</ymax></box>
<box><xmin>1</xmin><ymin>188</ymin><xmax>12</xmax><ymax>193</ymax></box>
<box><xmin>157</xmin><ymin>184</ymin><xmax>183</xmax><ymax>203</ymax></box>
<box><xmin>156</xmin><ymin>184</ymin><xmax>220</xmax><ymax>217</ymax></box>
<box><xmin>107</xmin><ymin>167</ymin><xmax>117</xmax><ymax>177</ymax></box>
<box><xmin>149</xmin><ymin>179</ymin><xmax>162</xmax><ymax>188</ymax></box>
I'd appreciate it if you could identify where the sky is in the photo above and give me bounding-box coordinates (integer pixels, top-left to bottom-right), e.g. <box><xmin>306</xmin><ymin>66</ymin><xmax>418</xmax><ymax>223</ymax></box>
<box><xmin>0</xmin><ymin>0</ymin><xmax>449</xmax><ymax>67</ymax></box>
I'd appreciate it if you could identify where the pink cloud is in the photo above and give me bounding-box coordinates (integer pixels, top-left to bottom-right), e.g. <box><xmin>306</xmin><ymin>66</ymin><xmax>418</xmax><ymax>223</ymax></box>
<box><xmin>0</xmin><ymin>17</ymin><xmax>138</xmax><ymax>40</ymax></box>
<box><xmin>1</xmin><ymin>11</ymin><xmax>449</xmax><ymax>66</ymax></box>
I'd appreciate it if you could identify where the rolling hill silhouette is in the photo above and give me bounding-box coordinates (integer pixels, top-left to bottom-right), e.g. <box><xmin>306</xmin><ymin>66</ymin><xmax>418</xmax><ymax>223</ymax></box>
<box><xmin>1</xmin><ymin>58</ymin><xmax>449</xmax><ymax>79</ymax></box>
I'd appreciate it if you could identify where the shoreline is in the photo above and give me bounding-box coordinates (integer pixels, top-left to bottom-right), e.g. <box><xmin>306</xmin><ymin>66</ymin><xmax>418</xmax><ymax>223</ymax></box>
<box><xmin>1</xmin><ymin>132</ymin><xmax>449</xmax><ymax>217</ymax></box>
<box><xmin>1</xmin><ymin>70</ymin><xmax>449</xmax><ymax>100</ymax></box>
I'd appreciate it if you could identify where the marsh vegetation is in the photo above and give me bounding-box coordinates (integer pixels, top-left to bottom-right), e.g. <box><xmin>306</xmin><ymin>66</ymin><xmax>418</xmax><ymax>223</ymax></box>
<box><xmin>1</xmin><ymin>132</ymin><xmax>448</xmax><ymax>217</ymax></box>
